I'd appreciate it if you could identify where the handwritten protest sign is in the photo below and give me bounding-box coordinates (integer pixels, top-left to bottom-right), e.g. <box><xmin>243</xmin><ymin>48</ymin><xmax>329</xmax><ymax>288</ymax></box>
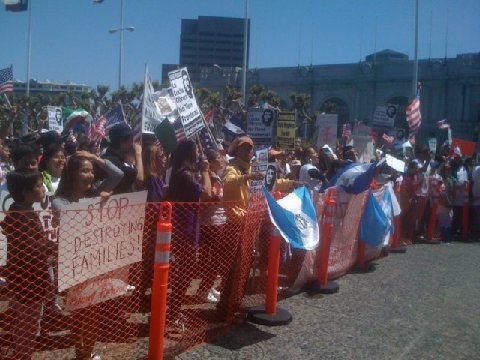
<box><xmin>57</xmin><ymin>191</ymin><xmax>147</xmax><ymax>292</ymax></box>
<box><xmin>168</xmin><ymin>67</ymin><xmax>204</xmax><ymax>137</ymax></box>
<box><xmin>65</xmin><ymin>269</ymin><xmax>131</xmax><ymax>311</ymax></box>
<box><xmin>277</xmin><ymin>111</ymin><xmax>296</xmax><ymax>150</ymax></box>
<box><xmin>315</xmin><ymin>114</ymin><xmax>338</xmax><ymax>150</ymax></box>
<box><xmin>247</xmin><ymin>108</ymin><xmax>275</xmax><ymax>145</ymax></box>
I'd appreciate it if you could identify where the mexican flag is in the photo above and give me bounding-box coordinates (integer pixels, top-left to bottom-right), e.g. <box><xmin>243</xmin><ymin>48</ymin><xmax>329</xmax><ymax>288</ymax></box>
<box><xmin>62</xmin><ymin>107</ymin><xmax>92</xmax><ymax>131</ymax></box>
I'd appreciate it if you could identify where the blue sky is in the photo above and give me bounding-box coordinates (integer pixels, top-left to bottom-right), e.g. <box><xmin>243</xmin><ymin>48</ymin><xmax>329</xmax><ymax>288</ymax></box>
<box><xmin>1</xmin><ymin>0</ymin><xmax>479</xmax><ymax>90</ymax></box>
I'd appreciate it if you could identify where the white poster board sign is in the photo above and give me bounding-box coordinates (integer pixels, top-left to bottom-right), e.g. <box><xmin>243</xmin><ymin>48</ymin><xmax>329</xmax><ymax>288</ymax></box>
<box><xmin>250</xmin><ymin>147</ymin><xmax>268</xmax><ymax>194</ymax></box>
<box><xmin>0</xmin><ymin>190</ymin><xmax>12</xmax><ymax>266</ymax></box>
<box><xmin>372</xmin><ymin>104</ymin><xmax>397</xmax><ymax>128</ymax></box>
<box><xmin>247</xmin><ymin>109</ymin><xmax>275</xmax><ymax>145</ymax></box>
<box><xmin>315</xmin><ymin>114</ymin><xmax>338</xmax><ymax>150</ymax></box>
<box><xmin>57</xmin><ymin>191</ymin><xmax>147</xmax><ymax>292</ymax></box>
<box><xmin>47</xmin><ymin>106</ymin><xmax>64</xmax><ymax>133</ymax></box>
<box><xmin>168</xmin><ymin>67</ymin><xmax>204</xmax><ymax>137</ymax></box>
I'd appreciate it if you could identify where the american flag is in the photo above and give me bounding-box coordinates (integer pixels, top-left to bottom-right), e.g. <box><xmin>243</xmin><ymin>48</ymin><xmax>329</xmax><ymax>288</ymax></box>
<box><xmin>406</xmin><ymin>85</ymin><xmax>422</xmax><ymax>133</ymax></box>
<box><xmin>0</xmin><ymin>66</ymin><xmax>14</xmax><ymax>94</ymax></box>
<box><xmin>437</xmin><ymin>119</ymin><xmax>450</xmax><ymax>130</ymax></box>
<box><xmin>173</xmin><ymin>118</ymin><xmax>187</xmax><ymax>143</ymax></box>
<box><xmin>382</xmin><ymin>133</ymin><xmax>394</xmax><ymax>144</ymax></box>
<box><xmin>88</xmin><ymin>115</ymin><xmax>107</xmax><ymax>142</ymax></box>
<box><xmin>132</xmin><ymin>111</ymin><xmax>142</xmax><ymax>143</ymax></box>
<box><xmin>104</xmin><ymin>104</ymin><xmax>126</xmax><ymax>130</ymax></box>
<box><xmin>342</xmin><ymin>123</ymin><xmax>352</xmax><ymax>138</ymax></box>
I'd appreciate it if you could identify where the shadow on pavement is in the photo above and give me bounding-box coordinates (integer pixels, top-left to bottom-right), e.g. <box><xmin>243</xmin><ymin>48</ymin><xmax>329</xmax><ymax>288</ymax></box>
<box><xmin>206</xmin><ymin>322</ymin><xmax>275</xmax><ymax>351</ymax></box>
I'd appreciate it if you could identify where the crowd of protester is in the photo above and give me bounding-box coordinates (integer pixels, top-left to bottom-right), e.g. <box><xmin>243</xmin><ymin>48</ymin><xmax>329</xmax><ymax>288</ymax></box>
<box><xmin>0</xmin><ymin>105</ymin><xmax>479</xmax><ymax>359</ymax></box>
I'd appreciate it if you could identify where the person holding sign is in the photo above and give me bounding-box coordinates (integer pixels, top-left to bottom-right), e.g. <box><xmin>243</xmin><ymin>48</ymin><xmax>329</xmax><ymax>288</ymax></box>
<box><xmin>217</xmin><ymin>136</ymin><xmax>264</xmax><ymax>320</ymax></box>
<box><xmin>52</xmin><ymin>151</ymin><xmax>123</xmax><ymax>359</ymax></box>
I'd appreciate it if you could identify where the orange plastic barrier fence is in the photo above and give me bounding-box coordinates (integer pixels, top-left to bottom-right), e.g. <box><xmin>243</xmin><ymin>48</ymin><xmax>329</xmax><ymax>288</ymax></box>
<box><xmin>0</xmin><ymin>185</ymin><xmax>400</xmax><ymax>359</ymax></box>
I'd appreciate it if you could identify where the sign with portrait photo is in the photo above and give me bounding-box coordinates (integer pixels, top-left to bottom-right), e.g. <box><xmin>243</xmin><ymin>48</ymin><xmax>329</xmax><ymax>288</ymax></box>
<box><xmin>168</xmin><ymin>67</ymin><xmax>204</xmax><ymax>137</ymax></box>
<box><xmin>47</xmin><ymin>106</ymin><xmax>64</xmax><ymax>133</ymax></box>
<box><xmin>247</xmin><ymin>108</ymin><xmax>276</xmax><ymax>145</ymax></box>
<box><xmin>372</xmin><ymin>104</ymin><xmax>397</xmax><ymax>128</ymax></box>
<box><xmin>250</xmin><ymin>147</ymin><xmax>268</xmax><ymax>194</ymax></box>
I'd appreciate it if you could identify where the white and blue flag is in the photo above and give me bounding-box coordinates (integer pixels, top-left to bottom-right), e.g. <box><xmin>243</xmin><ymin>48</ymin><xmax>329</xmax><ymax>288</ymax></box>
<box><xmin>325</xmin><ymin>159</ymin><xmax>385</xmax><ymax>194</ymax></box>
<box><xmin>222</xmin><ymin>115</ymin><xmax>246</xmax><ymax>138</ymax></box>
<box><xmin>263</xmin><ymin>186</ymin><xmax>319</xmax><ymax>250</ymax></box>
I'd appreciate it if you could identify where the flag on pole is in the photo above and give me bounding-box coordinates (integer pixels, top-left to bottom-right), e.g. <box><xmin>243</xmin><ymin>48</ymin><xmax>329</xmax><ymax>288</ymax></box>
<box><xmin>437</xmin><ymin>119</ymin><xmax>450</xmax><ymax>130</ymax></box>
<box><xmin>406</xmin><ymin>85</ymin><xmax>422</xmax><ymax>133</ymax></box>
<box><xmin>342</xmin><ymin>123</ymin><xmax>352</xmax><ymax>138</ymax></box>
<box><xmin>103</xmin><ymin>104</ymin><xmax>126</xmax><ymax>130</ymax></box>
<box><xmin>382</xmin><ymin>133</ymin><xmax>394</xmax><ymax>144</ymax></box>
<box><xmin>0</xmin><ymin>66</ymin><xmax>14</xmax><ymax>94</ymax></box>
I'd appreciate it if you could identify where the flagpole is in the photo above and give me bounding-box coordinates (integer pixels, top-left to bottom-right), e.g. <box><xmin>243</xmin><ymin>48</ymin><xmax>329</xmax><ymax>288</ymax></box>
<box><xmin>412</xmin><ymin>0</ymin><xmax>419</xmax><ymax>98</ymax></box>
<box><xmin>26</xmin><ymin>0</ymin><xmax>32</xmax><ymax>97</ymax></box>
<box><xmin>241</xmin><ymin>0</ymin><xmax>248</xmax><ymax>106</ymax></box>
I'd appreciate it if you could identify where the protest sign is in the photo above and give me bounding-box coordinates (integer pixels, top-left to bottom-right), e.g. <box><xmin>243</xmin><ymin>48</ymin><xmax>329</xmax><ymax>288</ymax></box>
<box><xmin>352</xmin><ymin>123</ymin><xmax>374</xmax><ymax>163</ymax></box>
<box><xmin>47</xmin><ymin>106</ymin><xmax>64</xmax><ymax>133</ymax></box>
<box><xmin>0</xmin><ymin>190</ymin><xmax>11</xmax><ymax>266</ymax></box>
<box><xmin>372</xmin><ymin>104</ymin><xmax>397</xmax><ymax>128</ymax></box>
<box><xmin>247</xmin><ymin>108</ymin><xmax>275</xmax><ymax>145</ymax></box>
<box><xmin>250</xmin><ymin>147</ymin><xmax>268</xmax><ymax>194</ymax></box>
<box><xmin>315</xmin><ymin>114</ymin><xmax>337</xmax><ymax>150</ymax></box>
<box><xmin>276</xmin><ymin>111</ymin><xmax>296</xmax><ymax>150</ymax></box>
<box><xmin>385</xmin><ymin>154</ymin><xmax>405</xmax><ymax>173</ymax></box>
<box><xmin>451</xmin><ymin>138</ymin><xmax>476</xmax><ymax>157</ymax></box>
<box><xmin>141</xmin><ymin>67</ymin><xmax>165</xmax><ymax>134</ymax></box>
<box><xmin>57</xmin><ymin>191</ymin><xmax>147</xmax><ymax>292</ymax></box>
<box><xmin>168</xmin><ymin>67</ymin><xmax>204</xmax><ymax>138</ymax></box>
<box><xmin>65</xmin><ymin>270</ymin><xmax>131</xmax><ymax>311</ymax></box>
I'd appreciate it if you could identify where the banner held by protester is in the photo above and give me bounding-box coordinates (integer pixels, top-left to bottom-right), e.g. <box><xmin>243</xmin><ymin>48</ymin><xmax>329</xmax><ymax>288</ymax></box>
<box><xmin>247</xmin><ymin>108</ymin><xmax>275</xmax><ymax>145</ymax></box>
<box><xmin>276</xmin><ymin>111</ymin><xmax>296</xmax><ymax>150</ymax></box>
<box><xmin>168</xmin><ymin>67</ymin><xmax>204</xmax><ymax>138</ymax></box>
<box><xmin>57</xmin><ymin>191</ymin><xmax>147</xmax><ymax>291</ymax></box>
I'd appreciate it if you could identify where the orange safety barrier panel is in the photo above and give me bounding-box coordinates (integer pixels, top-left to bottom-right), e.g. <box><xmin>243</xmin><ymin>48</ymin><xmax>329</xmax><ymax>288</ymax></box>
<box><xmin>0</xmin><ymin>184</ymin><xmax>401</xmax><ymax>359</ymax></box>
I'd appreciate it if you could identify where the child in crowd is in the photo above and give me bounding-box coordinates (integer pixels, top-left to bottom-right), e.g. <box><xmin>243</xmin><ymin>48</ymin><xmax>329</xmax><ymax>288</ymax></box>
<box><xmin>1</xmin><ymin>171</ymin><xmax>55</xmax><ymax>359</ymax></box>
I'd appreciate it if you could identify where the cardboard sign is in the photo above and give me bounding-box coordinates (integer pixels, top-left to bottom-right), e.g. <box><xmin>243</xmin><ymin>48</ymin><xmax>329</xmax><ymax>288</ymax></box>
<box><xmin>247</xmin><ymin>109</ymin><xmax>275</xmax><ymax>145</ymax></box>
<box><xmin>57</xmin><ymin>191</ymin><xmax>147</xmax><ymax>292</ymax></box>
<box><xmin>276</xmin><ymin>111</ymin><xmax>296</xmax><ymax>150</ymax></box>
<box><xmin>168</xmin><ymin>67</ymin><xmax>204</xmax><ymax>137</ymax></box>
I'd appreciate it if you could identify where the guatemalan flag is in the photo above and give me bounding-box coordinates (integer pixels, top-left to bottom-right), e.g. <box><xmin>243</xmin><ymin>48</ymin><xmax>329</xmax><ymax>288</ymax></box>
<box><xmin>263</xmin><ymin>186</ymin><xmax>319</xmax><ymax>250</ymax></box>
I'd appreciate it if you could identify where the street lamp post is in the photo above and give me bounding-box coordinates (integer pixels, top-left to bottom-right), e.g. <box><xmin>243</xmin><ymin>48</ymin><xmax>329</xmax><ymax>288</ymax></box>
<box><xmin>108</xmin><ymin>0</ymin><xmax>134</xmax><ymax>89</ymax></box>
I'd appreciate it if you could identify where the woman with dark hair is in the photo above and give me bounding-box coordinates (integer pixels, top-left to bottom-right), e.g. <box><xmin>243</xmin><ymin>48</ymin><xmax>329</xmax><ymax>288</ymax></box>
<box><xmin>39</xmin><ymin>143</ymin><xmax>66</xmax><ymax>194</ymax></box>
<box><xmin>53</xmin><ymin>151</ymin><xmax>123</xmax><ymax>204</ymax></box>
<box><xmin>167</xmin><ymin>140</ymin><xmax>210</xmax><ymax>332</ymax></box>
<box><xmin>51</xmin><ymin>151</ymin><xmax>122</xmax><ymax>359</ymax></box>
